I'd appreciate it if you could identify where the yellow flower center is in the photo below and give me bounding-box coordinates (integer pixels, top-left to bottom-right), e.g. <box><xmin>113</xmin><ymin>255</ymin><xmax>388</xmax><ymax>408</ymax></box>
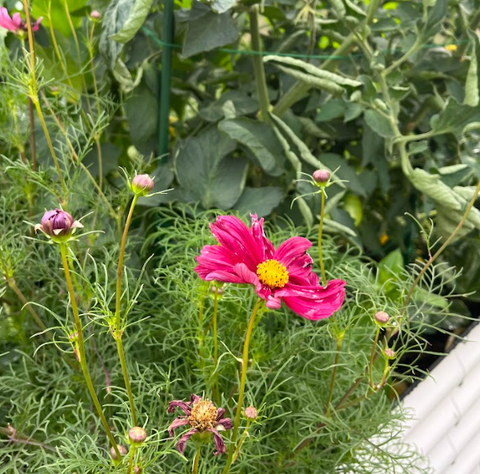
<box><xmin>256</xmin><ymin>259</ymin><xmax>289</xmax><ymax>289</ymax></box>
<box><xmin>189</xmin><ymin>399</ymin><xmax>218</xmax><ymax>431</ymax></box>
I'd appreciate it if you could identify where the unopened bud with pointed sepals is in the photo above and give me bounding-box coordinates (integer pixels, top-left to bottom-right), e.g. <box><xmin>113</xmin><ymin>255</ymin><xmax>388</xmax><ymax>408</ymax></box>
<box><xmin>245</xmin><ymin>406</ymin><xmax>258</xmax><ymax>420</ymax></box>
<box><xmin>131</xmin><ymin>174</ymin><xmax>154</xmax><ymax>196</ymax></box>
<box><xmin>129</xmin><ymin>426</ymin><xmax>147</xmax><ymax>444</ymax></box>
<box><xmin>313</xmin><ymin>169</ymin><xmax>331</xmax><ymax>185</ymax></box>
<box><xmin>375</xmin><ymin>311</ymin><xmax>390</xmax><ymax>325</ymax></box>
<box><xmin>110</xmin><ymin>444</ymin><xmax>128</xmax><ymax>461</ymax></box>
<box><xmin>35</xmin><ymin>209</ymin><xmax>83</xmax><ymax>242</ymax></box>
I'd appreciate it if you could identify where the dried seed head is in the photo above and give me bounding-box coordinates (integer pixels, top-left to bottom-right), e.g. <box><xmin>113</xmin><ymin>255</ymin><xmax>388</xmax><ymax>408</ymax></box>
<box><xmin>313</xmin><ymin>169</ymin><xmax>331</xmax><ymax>184</ymax></box>
<box><xmin>188</xmin><ymin>398</ymin><xmax>218</xmax><ymax>431</ymax></box>
<box><xmin>128</xmin><ymin>426</ymin><xmax>147</xmax><ymax>444</ymax></box>
<box><xmin>131</xmin><ymin>174</ymin><xmax>154</xmax><ymax>196</ymax></box>
<box><xmin>244</xmin><ymin>406</ymin><xmax>258</xmax><ymax>420</ymax></box>
<box><xmin>374</xmin><ymin>311</ymin><xmax>390</xmax><ymax>325</ymax></box>
<box><xmin>110</xmin><ymin>444</ymin><xmax>128</xmax><ymax>460</ymax></box>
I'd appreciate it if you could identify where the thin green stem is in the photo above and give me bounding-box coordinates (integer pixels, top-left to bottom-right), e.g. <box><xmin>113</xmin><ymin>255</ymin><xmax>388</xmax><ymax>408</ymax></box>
<box><xmin>59</xmin><ymin>243</ymin><xmax>120</xmax><ymax>458</ymax></box>
<box><xmin>28</xmin><ymin>99</ymin><xmax>36</xmax><ymax>170</ymax></box>
<box><xmin>324</xmin><ymin>333</ymin><xmax>343</xmax><ymax>417</ymax></box>
<box><xmin>222</xmin><ymin>298</ymin><xmax>263</xmax><ymax>474</ymax></box>
<box><xmin>113</xmin><ymin>194</ymin><xmax>139</xmax><ymax>427</ymax></box>
<box><xmin>127</xmin><ymin>445</ymin><xmax>135</xmax><ymax>474</ymax></box>
<box><xmin>192</xmin><ymin>445</ymin><xmax>201</xmax><ymax>474</ymax></box>
<box><xmin>250</xmin><ymin>5</ymin><xmax>271</xmax><ymax>122</ymax></box>
<box><xmin>383</xmin><ymin>37</ymin><xmax>421</xmax><ymax>76</ymax></box>
<box><xmin>212</xmin><ymin>286</ymin><xmax>220</xmax><ymax>404</ymax></box>
<box><xmin>368</xmin><ymin>327</ymin><xmax>381</xmax><ymax>389</ymax></box>
<box><xmin>233</xmin><ymin>420</ymin><xmax>252</xmax><ymax>463</ymax></box>
<box><xmin>318</xmin><ymin>188</ymin><xmax>327</xmax><ymax>286</ymax></box>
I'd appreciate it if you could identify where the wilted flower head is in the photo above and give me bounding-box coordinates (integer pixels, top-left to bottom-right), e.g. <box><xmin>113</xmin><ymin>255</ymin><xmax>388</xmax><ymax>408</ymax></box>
<box><xmin>168</xmin><ymin>394</ymin><xmax>232</xmax><ymax>455</ymax></box>
<box><xmin>374</xmin><ymin>311</ymin><xmax>390</xmax><ymax>325</ymax></box>
<box><xmin>131</xmin><ymin>174</ymin><xmax>154</xmax><ymax>196</ymax></box>
<box><xmin>128</xmin><ymin>426</ymin><xmax>147</xmax><ymax>444</ymax></box>
<box><xmin>244</xmin><ymin>406</ymin><xmax>258</xmax><ymax>420</ymax></box>
<box><xmin>195</xmin><ymin>214</ymin><xmax>345</xmax><ymax>320</ymax></box>
<box><xmin>313</xmin><ymin>169</ymin><xmax>331</xmax><ymax>184</ymax></box>
<box><xmin>35</xmin><ymin>209</ymin><xmax>83</xmax><ymax>242</ymax></box>
<box><xmin>0</xmin><ymin>7</ymin><xmax>42</xmax><ymax>34</ymax></box>
<box><xmin>90</xmin><ymin>10</ymin><xmax>101</xmax><ymax>19</ymax></box>
<box><xmin>110</xmin><ymin>444</ymin><xmax>128</xmax><ymax>460</ymax></box>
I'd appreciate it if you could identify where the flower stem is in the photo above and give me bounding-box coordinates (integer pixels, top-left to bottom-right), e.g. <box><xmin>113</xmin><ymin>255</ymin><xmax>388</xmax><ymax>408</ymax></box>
<box><xmin>318</xmin><ymin>188</ymin><xmax>327</xmax><ymax>286</ymax></box>
<box><xmin>212</xmin><ymin>286</ymin><xmax>220</xmax><ymax>404</ymax></box>
<box><xmin>324</xmin><ymin>333</ymin><xmax>343</xmax><ymax>417</ymax></box>
<box><xmin>127</xmin><ymin>446</ymin><xmax>135</xmax><ymax>474</ymax></box>
<box><xmin>59</xmin><ymin>243</ymin><xmax>120</xmax><ymax>459</ymax></box>
<box><xmin>233</xmin><ymin>420</ymin><xmax>252</xmax><ymax>463</ymax></box>
<box><xmin>368</xmin><ymin>326</ymin><xmax>381</xmax><ymax>389</ymax></box>
<box><xmin>222</xmin><ymin>298</ymin><xmax>263</xmax><ymax>474</ymax></box>
<box><xmin>28</xmin><ymin>99</ymin><xmax>36</xmax><ymax>170</ymax></box>
<box><xmin>113</xmin><ymin>194</ymin><xmax>139</xmax><ymax>426</ymax></box>
<box><xmin>192</xmin><ymin>445</ymin><xmax>201</xmax><ymax>474</ymax></box>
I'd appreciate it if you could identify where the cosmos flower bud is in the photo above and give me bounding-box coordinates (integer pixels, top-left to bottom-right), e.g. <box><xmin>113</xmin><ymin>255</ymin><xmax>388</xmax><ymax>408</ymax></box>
<box><xmin>110</xmin><ymin>444</ymin><xmax>128</xmax><ymax>460</ymax></box>
<box><xmin>134</xmin><ymin>467</ymin><xmax>142</xmax><ymax>474</ymax></box>
<box><xmin>374</xmin><ymin>311</ymin><xmax>390</xmax><ymax>325</ymax></box>
<box><xmin>210</xmin><ymin>285</ymin><xmax>224</xmax><ymax>295</ymax></box>
<box><xmin>90</xmin><ymin>10</ymin><xmax>101</xmax><ymax>19</ymax></box>
<box><xmin>244</xmin><ymin>406</ymin><xmax>258</xmax><ymax>420</ymax></box>
<box><xmin>131</xmin><ymin>174</ymin><xmax>154</xmax><ymax>196</ymax></box>
<box><xmin>384</xmin><ymin>348</ymin><xmax>395</xmax><ymax>359</ymax></box>
<box><xmin>313</xmin><ymin>169</ymin><xmax>331</xmax><ymax>184</ymax></box>
<box><xmin>35</xmin><ymin>209</ymin><xmax>83</xmax><ymax>242</ymax></box>
<box><xmin>128</xmin><ymin>426</ymin><xmax>147</xmax><ymax>444</ymax></box>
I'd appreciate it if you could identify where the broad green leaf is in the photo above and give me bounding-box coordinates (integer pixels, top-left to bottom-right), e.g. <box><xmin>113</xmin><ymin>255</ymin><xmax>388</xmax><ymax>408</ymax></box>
<box><xmin>200</xmin><ymin>91</ymin><xmax>258</xmax><ymax>122</ymax></box>
<box><xmin>364</xmin><ymin>110</ymin><xmax>393</xmax><ymax>138</ymax></box>
<box><xmin>219</xmin><ymin>118</ymin><xmax>283</xmax><ymax>176</ymax></box>
<box><xmin>464</xmin><ymin>32</ymin><xmax>479</xmax><ymax>107</ymax></box>
<box><xmin>32</xmin><ymin>0</ymin><xmax>87</xmax><ymax>37</ymax></box>
<box><xmin>316</xmin><ymin>99</ymin><xmax>346</xmax><ymax>122</ymax></box>
<box><xmin>331</xmin><ymin>0</ymin><xmax>346</xmax><ymax>18</ymax></box>
<box><xmin>378</xmin><ymin>249</ymin><xmax>404</xmax><ymax>285</ymax></box>
<box><xmin>109</xmin><ymin>0</ymin><xmax>154</xmax><ymax>44</ymax></box>
<box><xmin>430</xmin><ymin>98</ymin><xmax>480</xmax><ymax>137</ymax></box>
<box><xmin>175</xmin><ymin>127</ymin><xmax>248</xmax><ymax>209</ymax></box>
<box><xmin>113</xmin><ymin>59</ymin><xmax>143</xmax><ymax>92</ymax></box>
<box><xmin>344</xmin><ymin>194</ymin><xmax>363</xmax><ymax>226</ymax></box>
<box><xmin>263</xmin><ymin>56</ymin><xmax>362</xmax><ymax>87</ymax></box>
<box><xmin>182</xmin><ymin>3</ymin><xmax>239</xmax><ymax>58</ymax></box>
<box><xmin>345</xmin><ymin>0</ymin><xmax>366</xmax><ymax>16</ymax></box>
<box><xmin>234</xmin><ymin>187</ymin><xmax>284</xmax><ymax>216</ymax></box>
<box><xmin>413</xmin><ymin>287</ymin><xmax>449</xmax><ymax>309</ymax></box>
<box><xmin>211</xmin><ymin>0</ymin><xmax>236</xmax><ymax>13</ymax></box>
<box><xmin>424</xmin><ymin>0</ymin><xmax>447</xmax><ymax>38</ymax></box>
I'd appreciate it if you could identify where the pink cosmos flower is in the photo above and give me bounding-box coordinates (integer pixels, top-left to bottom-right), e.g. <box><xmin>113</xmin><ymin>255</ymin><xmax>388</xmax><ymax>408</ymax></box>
<box><xmin>168</xmin><ymin>394</ymin><xmax>232</xmax><ymax>455</ymax></box>
<box><xmin>0</xmin><ymin>7</ymin><xmax>42</xmax><ymax>34</ymax></box>
<box><xmin>195</xmin><ymin>215</ymin><xmax>345</xmax><ymax>320</ymax></box>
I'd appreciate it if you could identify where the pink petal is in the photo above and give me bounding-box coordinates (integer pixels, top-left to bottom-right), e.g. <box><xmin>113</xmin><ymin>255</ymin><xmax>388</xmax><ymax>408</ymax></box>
<box><xmin>274</xmin><ymin>236</ymin><xmax>312</xmax><ymax>269</ymax></box>
<box><xmin>266</xmin><ymin>295</ymin><xmax>282</xmax><ymax>310</ymax></box>
<box><xmin>0</xmin><ymin>8</ymin><xmax>18</xmax><ymax>31</ymax></box>
<box><xmin>32</xmin><ymin>16</ymin><xmax>43</xmax><ymax>32</ymax></box>
<box><xmin>277</xmin><ymin>279</ymin><xmax>346</xmax><ymax>320</ymax></box>
<box><xmin>11</xmin><ymin>12</ymin><xmax>22</xmax><ymax>28</ymax></box>
<box><xmin>250</xmin><ymin>214</ymin><xmax>275</xmax><ymax>261</ymax></box>
<box><xmin>177</xmin><ymin>429</ymin><xmax>198</xmax><ymax>454</ymax></box>
<box><xmin>167</xmin><ymin>417</ymin><xmax>190</xmax><ymax>437</ymax></box>
<box><xmin>218</xmin><ymin>417</ymin><xmax>232</xmax><ymax>430</ymax></box>
<box><xmin>233</xmin><ymin>263</ymin><xmax>258</xmax><ymax>285</ymax></box>
<box><xmin>167</xmin><ymin>400</ymin><xmax>192</xmax><ymax>415</ymax></box>
<box><xmin>208</xmin><ymin>428</ymin><xmax>226</xmax><ymax>455</ymax></box>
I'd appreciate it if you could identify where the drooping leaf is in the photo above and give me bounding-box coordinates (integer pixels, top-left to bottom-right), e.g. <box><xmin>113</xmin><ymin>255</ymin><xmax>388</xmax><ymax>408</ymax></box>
<box><xmin>430</xmin><ymin>98</ymin><xmax>480</xmax><ymax>137</ymax></box>
<box><xmin>464</xmin><ymin>32</ymin><xmax>479</xmax><ymax>107</ymax></box>
<box><xmin>423</xmin><ymin>0</ymin><xmax>448</xmax><ymax>38</ymax></box>
<box><xmin>182</xmin><ymin>3</ymin><xmax>239</xmax><ymax>58</ymax></box>
<box><xmin>200</xmin><ymin>91</ymin><xmax>258</xmax><ymax>122</ymax></box>
<box><xmin>175</xmin><ymin>127</ymin><xmax>248</xmax><ymax>209</ymax></box>
<box><xmin>364</xmin><ymin>110</ymin><xmax>394</xmax><ymax>138</ymax></box>
<box><xmin>109</xmin><ymin>0</ymin><xmax>154</xmax><ymax>44</ymax></box>
<box><xmin>234</xmin><ymin>187</ymin><xmax>284</xmax><ymax>216</ymax></box>
<box><xmin>219</xmin><ymin>118</ymin><xmax>284</xmax><ymax>176</ymax></box>
<box><xmin>211</xmin><ymin>0</ymin><xmax>236</xmax><ymax>13</ymax></box>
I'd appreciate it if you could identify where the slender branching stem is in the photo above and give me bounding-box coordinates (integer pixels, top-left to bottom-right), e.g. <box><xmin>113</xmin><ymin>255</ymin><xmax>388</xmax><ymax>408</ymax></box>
<box><xmin>324</xmin><ymin>333</ymin><xmax>343</xmax><ymax>417</ymax></box>
<box><xmin>368</xmin><ymin>327</ymin><xmax>381</xmax><ymax>388</ymax></box>
<box><xmin>59</xmin><ymin>243</ymin><xmax>120</xmax><ymax>458</ymax></box>
<box><xmin>192</xmin><ymin>445</ymin><xmax>201</xmax><ymax>474</ymax></box>
<box><xmin>113</xmin><ymin>193</ymin><xmax>139</xmax><ymax>426</ymax></box>
<box><xmin>222</xmin><ymin>298</ymin><xmax>263</xmax><ymax>474</ymax></box>
<box><xmin>127</xmin><ymin>445</ymin><xmax>135</xmax><ymax>474</ymax></box>
<box><xmin>212</xmin><ymin>286</ymin><xmax>220</xmax><ymax>404</ymax></box>
<box><xmin>28</xmin><ymin>99</ymin><xmax>36</xmax><ymax>169</ymax></box>
<box><xmin>250</xmin><ymin>5</ymin><xmax>271</xmax><ymax>123</ymax></box>
<box><xmin>318</xmin><ymin>188</ymin><xmax>327</xmax><ymax>286</ymax></box>
<box><xmin>233</xmin><ymin>419</ymin><xmax>252</xmax><ymax>463</ymax></box>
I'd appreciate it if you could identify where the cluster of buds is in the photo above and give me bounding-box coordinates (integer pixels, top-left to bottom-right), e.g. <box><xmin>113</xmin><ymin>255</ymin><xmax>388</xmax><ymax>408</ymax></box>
<box><xmin>0</xmin><ymin>7</ymin><xmax>42</xmax><ymax>35</ymax></box>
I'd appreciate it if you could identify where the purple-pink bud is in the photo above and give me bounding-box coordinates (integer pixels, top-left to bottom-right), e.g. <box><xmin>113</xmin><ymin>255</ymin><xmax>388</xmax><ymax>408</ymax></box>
<box><xmin>110</xmin><ymin>444</ymin><xmax>128</xmax><ymax>460</ymax></box>
<box><xmin>245</xmin><ymin>406</ymin><xmax>258</xmax><ymax>420</ymax></box>
<box><xmin>313</xmin><ymin>169</ymin><xmax>331</xmax><ymax>184</ymax></box>
<box><xmin>374</xmin><ymin>311</ymin><xmax>390</xmax><ymax>324</ymax></box>
<box><xmin>128</xmin><ymin>426</ymin><xmax>147</xmax><ymax>444</ymax></box>
<box><xmin>384</xmin><ymin>348</ymin><xmax>395</xmax><ymax>359</ymax></box>
<box><xmin>131</xmin><ymin>174</ymin><xmax>154</xmax><ymax>196</ymax></box>
<box><xmin>36</xmin><ymin>209</ymin><xmax>83</xmax><ymax>240</ymax></box>
<box><xmin>134</xmin><ymin>466</ymin><xmax>142</xmax><ymax>474</ymax></box>
<box><xmin>90</xmin><ymin>10</ymin><xmax>101</xmax><ymax>19</ymax></box>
